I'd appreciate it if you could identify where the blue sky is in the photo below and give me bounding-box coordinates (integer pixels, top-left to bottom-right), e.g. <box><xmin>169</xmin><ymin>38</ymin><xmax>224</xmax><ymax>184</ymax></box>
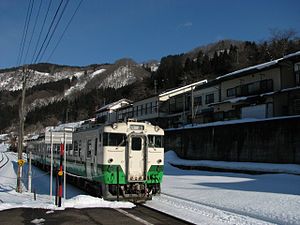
<box><xmin>0</xmin><ymin>0</ymin><xmax>300</xmax><ymax>69</ymax></box>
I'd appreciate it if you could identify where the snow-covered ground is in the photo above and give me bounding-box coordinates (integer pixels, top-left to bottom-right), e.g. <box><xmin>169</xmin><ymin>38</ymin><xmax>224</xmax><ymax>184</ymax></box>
<box><xmin>0</xmin><ymin>145</ymin><xmax>133</xmax><ymax>211</ymax></box>
<box><xmin>1</xmin><ymin>144</ymin><xmax>300</xmax><ymax>225</ymax></box>
<box><xmin>146</xmin><ymin>151</ymin><xmax>300</xmax><ymax>225</ymax></box>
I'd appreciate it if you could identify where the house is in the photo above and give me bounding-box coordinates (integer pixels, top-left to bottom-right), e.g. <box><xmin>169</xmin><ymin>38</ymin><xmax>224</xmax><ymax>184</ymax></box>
<box><xmin>210</xmin><ymin>51</ymin><xmax>300</xmax><ymax>120</ymax></box>
<box><xmin>95</xmin><ymin>99</ymin><xmax>132</xmax><ymax>124</ymax></box>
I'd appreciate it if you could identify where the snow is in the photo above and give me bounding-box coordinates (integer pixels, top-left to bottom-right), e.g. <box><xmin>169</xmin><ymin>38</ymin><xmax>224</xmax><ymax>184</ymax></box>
<box><xmin>145</xmin><ymin>151</ymin><xmax>300</xmax><ymax>225</ymax></box>
<box><xmin>64</xmin><ymin>69</ymin><xmax>106</xmax><ymax>97</ymax></box>
<box><xmin>216</xmin><ymin>59</ymin><xmax>281</xmax><ymax>80</ymax></box>
<box><xmin>0</xmin><ymin>144</ymin><xmax>134</xmax><ymax>212</ymax></box>
<box><xmin>1</xmin><ymin>144</ymin><xmax>300</xmax><ymax>225</ymax></box>
<box><xmin>167</xmin><ymin>115</ymin><xmax>300</xmax><ymax>131</ymax></box>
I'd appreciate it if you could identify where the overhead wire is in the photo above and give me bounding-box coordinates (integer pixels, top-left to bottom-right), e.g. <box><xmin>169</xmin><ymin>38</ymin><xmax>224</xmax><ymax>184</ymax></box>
<box><xmin>38</xmin><ymin>0</ymin><xmax>70</xmax><ymax>63</ymax></box>
<box><xmin>19</xmin><ymin>0</ymin><xmax>35</xmax><ymax>66</ymax></box>
<box><xmin>47</xmin><ymin>0</ymin><xmax>84</xmax><ymax>61</ymax></box>
<box><xmin>32</xmin><ymin>0</ymin><xmax>65</xmax><ymax>64</ymax></box>
<box><xmin>16</xmin><ymin>0</ymin><xmax>34</xmax><ymax>66</ymax></box>
<box><xmin>24</xmin><ymin>0</ymin><xmax>43</xmax><ymax>65</ymax></box>
<box><xmin>31</xmin><ymin>0</ymin><xmax>53</xmax><ymax>64</ymax></box>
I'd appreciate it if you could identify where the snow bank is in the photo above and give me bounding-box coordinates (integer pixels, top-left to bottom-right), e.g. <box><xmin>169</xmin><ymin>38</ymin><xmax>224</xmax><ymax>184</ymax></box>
<box><xmin>165</xmin><ymin>150</ymin><xmax>300</xmax><ymax>175</ymax></box>
<box><xmin>0</xmin><ymin>144</ymin><xmax>9</xmax><ymax>152</ymax></box>
<box><xmin>0</xmin><ymin>151</ymin><xmax>134</xmax><ymax>212</ymax></box>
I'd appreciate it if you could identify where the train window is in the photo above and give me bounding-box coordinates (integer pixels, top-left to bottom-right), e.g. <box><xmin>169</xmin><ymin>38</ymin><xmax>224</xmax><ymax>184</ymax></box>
<box><xmin>103</xmin><ymin>133</ymin><xmax>126</xmax><ymax>147</ymax></box>
<box><xmin>131</xmin><ymin>137</ymin><xmax>142</xmax><ymax>151</ymax></box>
<box><xmin>87</xmin><ymin>139</ymin><xmax>92</xmax><ymax>158</ymax></box>
<box><xmin>74</xmin><ymin>141</ymin><xmax>78</xmax><ymax>156</ymax></box>
<box><xmin>148</xmin><ymin>135</ymin><xmax>164</xmax><ymax>148</ymax></box>
<box><xmin>94</xmin><ymin>138</ymin><xmax>98</xmax><ymax>156</ymax></box>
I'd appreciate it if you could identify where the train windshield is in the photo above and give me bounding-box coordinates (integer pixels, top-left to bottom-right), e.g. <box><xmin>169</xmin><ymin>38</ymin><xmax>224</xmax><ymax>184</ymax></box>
<box><xmin>148</xmin><ymin>135</ymin><xmax>164</xmax><ymax>148</ymax></box>
<box><xmin>103</xmin><ymin>132</ymin><xmax>126</xmax><ymax>147</ymax></box>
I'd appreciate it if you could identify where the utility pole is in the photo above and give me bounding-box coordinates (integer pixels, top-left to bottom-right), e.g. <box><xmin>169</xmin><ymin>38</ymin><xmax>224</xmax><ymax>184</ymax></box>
<box><xmin>17</xmin><ymin>66</ymin><xmax>28</xmax><ymax>193</ymax></box>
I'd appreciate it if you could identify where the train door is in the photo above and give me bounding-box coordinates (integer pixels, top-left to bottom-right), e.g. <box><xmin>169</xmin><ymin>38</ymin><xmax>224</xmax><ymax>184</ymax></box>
<box><xmin>127</xmin><ymin>134</ymin><xmax>146</xmax><ymax>181</ymax></box>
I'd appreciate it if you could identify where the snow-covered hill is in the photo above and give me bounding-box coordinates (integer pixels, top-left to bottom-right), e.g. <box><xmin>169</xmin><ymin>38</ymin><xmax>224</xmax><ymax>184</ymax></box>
<box><xmin>0</xmin><ymin>60</ymin><xmax>150</xmax><ymax>113</ymax></box>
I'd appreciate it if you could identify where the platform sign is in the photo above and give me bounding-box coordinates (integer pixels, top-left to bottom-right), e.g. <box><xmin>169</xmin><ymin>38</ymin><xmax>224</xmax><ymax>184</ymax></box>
<box><xmin>45</xmin><ymin>128</ymin><xmax>73</xmax><ymax>144</ymax></box>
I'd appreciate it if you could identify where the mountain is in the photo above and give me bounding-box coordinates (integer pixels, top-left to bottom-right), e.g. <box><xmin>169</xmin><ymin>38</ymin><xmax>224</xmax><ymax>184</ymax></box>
<box><xmin>1</xmin><ymin>33</ymin><xmax>299</xmax><ymax>133</ymax></box>
<box><xmin>0</xmin><ymin>59</ymin><xmax>151</xmax><ymax>133</ymax></box>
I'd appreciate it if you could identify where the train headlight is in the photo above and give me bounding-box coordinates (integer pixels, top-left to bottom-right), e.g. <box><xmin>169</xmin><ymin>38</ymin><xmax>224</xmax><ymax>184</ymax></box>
<box><xmin>154</xmin><ymin>126</ymin><xmax>160</xmax><ymax>132</ymax></box>
<box><xmin>112</xmin><ymin>123</ymin><xmax>118</xmax><ymax>129</ymax></box>
<box><xmin>157</xmin><ymin>159</ymin><xmax>162</xmax><ymax>164</ymax></box>
<box><xmin>108</xmin><ymin>158</ymin><xmax>113</xmax><ymax>163</ymax></box>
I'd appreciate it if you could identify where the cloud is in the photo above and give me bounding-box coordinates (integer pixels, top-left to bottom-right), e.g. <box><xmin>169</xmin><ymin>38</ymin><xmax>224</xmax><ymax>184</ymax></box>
<box><xmin>183</xmin><ymin>22</ymin><xmax>193</xmax><ymax>27</ymax></box>
<box><xmin>177</xmin><ymin>22</ymin><xmax>193</xmax><ymax>30</ymax></box>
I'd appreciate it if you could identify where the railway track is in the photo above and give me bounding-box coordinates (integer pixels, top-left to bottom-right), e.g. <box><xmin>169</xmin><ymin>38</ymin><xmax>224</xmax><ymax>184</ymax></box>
<box><xmin>120</xmin><ymin>202</ymin><xmax>194</xmax><ymax>225</ymax></box>
<box><xmin>146</xmin><ymin>193</ymin><xmax>275</xmax><ymax>225</ymax></box>
<box><xmin>0</xmin><ymin>152</ymin><xmax>9</xmax><ymax>169</ymax></box>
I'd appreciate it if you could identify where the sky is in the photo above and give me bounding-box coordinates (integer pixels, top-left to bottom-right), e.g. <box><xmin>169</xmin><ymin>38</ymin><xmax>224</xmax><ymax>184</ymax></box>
<box><xmin>0</xmin><ymin>0</ymin><xmax>300</xmax><ymax>69</ymax></box>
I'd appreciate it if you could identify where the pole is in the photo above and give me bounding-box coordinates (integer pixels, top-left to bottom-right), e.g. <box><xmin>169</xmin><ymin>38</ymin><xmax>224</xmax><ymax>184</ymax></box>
<box><xmin>17</xmin><ymin>66</ymin><xmax>27</xmax><ymax>193</ymax></box>
<box><xmin>28</xmin><ymin>151</ymin><xmax>32</xmax><ymax>192</ymax></box>
<box><xmin>63</xmin><ymin>132</ymin><xmax>67</xmax><ymax>200</ymax></box>
<box><xmin>58</xmin><ymin>142</ymin><xmax>64</xmax><ymax>207</ymax></box>
<box><xmin>50</xmin><ymin>131</ymin><xmax>53</xmax><ymax>200</ymax></box>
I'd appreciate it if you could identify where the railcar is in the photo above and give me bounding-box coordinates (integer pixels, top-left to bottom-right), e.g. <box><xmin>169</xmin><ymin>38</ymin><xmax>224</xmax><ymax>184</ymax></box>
<box><xmin>30</xmin><ymin>120</ymin><xmax>164</xmax><ymax>201</ymax></box>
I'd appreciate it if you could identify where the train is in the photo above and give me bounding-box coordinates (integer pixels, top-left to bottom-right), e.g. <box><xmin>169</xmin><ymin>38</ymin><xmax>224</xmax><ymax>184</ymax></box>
<box><xmin>28</xmin><ymin>119</ymin><xmax>164</xmax><ymax>202</ymax></box>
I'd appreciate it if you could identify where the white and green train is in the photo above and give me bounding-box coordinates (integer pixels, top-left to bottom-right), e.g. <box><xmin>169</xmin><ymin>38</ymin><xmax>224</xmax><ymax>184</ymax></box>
<box><xmin>30</xmin><ymin>120</ymin><xmax>164</xmax><ymax>201</ymax></box>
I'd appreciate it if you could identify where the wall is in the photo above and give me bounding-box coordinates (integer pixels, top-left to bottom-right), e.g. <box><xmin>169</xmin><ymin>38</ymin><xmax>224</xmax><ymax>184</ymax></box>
<box><xmin>165</xmin><ymin>116</ymin><xmax>300</xmax><ymax>163</ymax></box>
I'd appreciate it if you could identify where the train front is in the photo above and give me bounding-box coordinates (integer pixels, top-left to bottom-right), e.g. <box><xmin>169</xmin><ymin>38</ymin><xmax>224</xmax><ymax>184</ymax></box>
<box><xmin>101</xmin><ymin>121</ymin><xmax>164</xmax><ymax>202</ymax></box>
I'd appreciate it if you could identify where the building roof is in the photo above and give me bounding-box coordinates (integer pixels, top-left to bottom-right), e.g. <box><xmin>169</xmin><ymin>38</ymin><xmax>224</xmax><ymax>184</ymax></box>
<box><xmin>159</xmin><ymin>79</ymin><xmax>207</xmax><ymax>101</ymax></box>
<box><xmin>216</xmin><ymin>50</ymin><xmax>300</xmax><ymax>81</ymax></box>
<box><xmin>96</xmin><ymin>98</ymin><xmax>133</xmax><ymax>113</ymax></box>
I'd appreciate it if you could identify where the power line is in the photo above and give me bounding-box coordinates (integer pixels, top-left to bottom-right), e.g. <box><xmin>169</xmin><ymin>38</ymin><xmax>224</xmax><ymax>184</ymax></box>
<box><xmin>19</xmin><ymin>0</ymin><xmax>35</xmax><ymax>66</ymax></box>
<box><xmin>16</xmin><ymin>0</ymin><xmax>33</xmax><ymax>66</ymax></box>
<box><xmin>31</xmin><ymin>0</ymin><xmax>53</xmax><ymax>64</ymax></box>
<box><xmin>24</xmin><ymin>0</ymin><xmax>43</xmax><ymax>65</ymax></box>
<box><xmin>47</xmin><ymin>0</ymin><xmax>84</xmax><ymax>61</ymax></box>
<box><xmin>38</xmin><ymin>0</ymin><xmax>70</xmax><ymax>62</ymax></box>
<box><xmin>33</xmin><ymin>0</ymin><xmax>65</xmax><ymax>64</ymax></box>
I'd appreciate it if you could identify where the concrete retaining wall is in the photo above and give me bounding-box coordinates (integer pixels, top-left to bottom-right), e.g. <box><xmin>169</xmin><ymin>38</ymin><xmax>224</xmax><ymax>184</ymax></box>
<box><xmin>165</xmin><ymin>116</ymin><xmax>300</xmax><ymax>163</ymax></box>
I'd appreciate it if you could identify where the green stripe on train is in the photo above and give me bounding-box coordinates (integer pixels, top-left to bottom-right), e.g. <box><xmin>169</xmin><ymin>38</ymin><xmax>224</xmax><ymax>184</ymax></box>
<box><xmin>100</xmin><ymin>165</ymin><xmax>164</xmax><ymax>184</ymax></box>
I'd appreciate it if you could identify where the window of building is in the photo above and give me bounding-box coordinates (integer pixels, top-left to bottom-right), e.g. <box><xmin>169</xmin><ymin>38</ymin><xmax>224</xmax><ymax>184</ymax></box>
<box><xmin>94</xmin><ymin>138</ymin><xmax>97</xmax><ymax>156</ymax></box>
<box><xmin>260</xmin><ymin>79</ymin><xmax>273</xmax><ymax>92</ymax></box>
<box><xmin>149</xmin><ymin>102</ymin><xmax>153</xmax><ymax>114</ymax></box>
<box><xmin>78</xmin><ymin>140</ymin><xmax>81</xmax><ymax>157</ymax></box>
<box><xmin>87</xmin><ymin>139</ymin><xmax>92</xmax><ymax>158</ymax></box>
<box><xmin>247</xmin><ymin>81</ymin><xmax>260</xmax><ymax>95</ymax></box>
<box><xmin>295</xmin><ymin>63</ymin><xmax>300</xmax><ymax>85</ymax></box>
<box><xmin>205</xmin><ymin>94</ymin><xmax>214</xmax><ymax>104</ymax></box>
<box><xmin>194</xmin><ymin>96</ymin><xmax>202</xmax><ymax>106</ymax></box>
<box><xmin>227</xmin><ymin>88</ymin><xmax>236</xmax><ymax>97</ymax></box>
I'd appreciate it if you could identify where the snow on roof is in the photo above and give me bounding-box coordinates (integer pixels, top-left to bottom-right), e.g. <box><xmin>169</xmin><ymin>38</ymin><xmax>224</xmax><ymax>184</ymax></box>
<box><xmin>46</xmin><ymin>121</ymin><xmax>85</xmax><ymax>132</ymax></box>
<box><xmin>96</xmin><ymin>99</ymin><xmax>132</xmax><ymax>112</ymax></box>
<box><xmin>216</xmin><ymin>51</ymin><xmax>300</xmax><ymax>81</ymax></box>
<box><xmin>159</xmin><ymin>79</ymin><xmax>207</xmax><ymax>101</ymax></box>
<box><xmin>209</xmin><ymin>96</ymin><xmax>254</xmax><ymax>106</ymax></box>
<box><xmin>216</xmin><ymin>59</ymin><xmax>282</xmax><ymax>80</ymax></box>
<box><xmin>283</xmin><ymin>50</ymin><xmax>300</xmax><ymax>59</ymax></box>
<box><xmin>166</xmin><ymin>115</ymin><xmax>300</xmax><ymax>131</ymax></box>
